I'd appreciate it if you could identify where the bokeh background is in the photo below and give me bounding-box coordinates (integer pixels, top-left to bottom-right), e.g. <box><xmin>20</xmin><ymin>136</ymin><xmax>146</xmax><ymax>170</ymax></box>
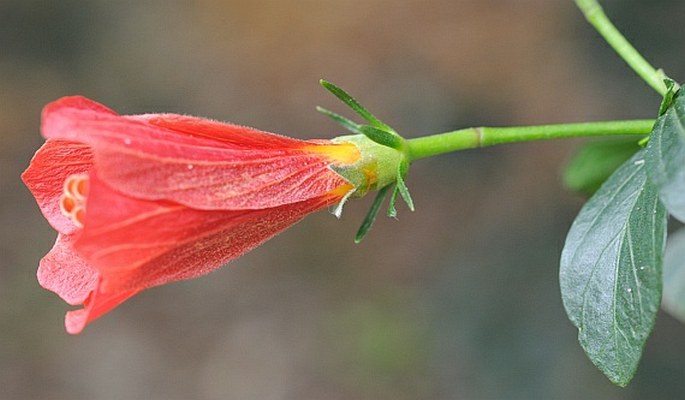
<box><xmin>2</xmin><ymin>0</ymin><xmax>685</xmax><ymax>399</ymax></box>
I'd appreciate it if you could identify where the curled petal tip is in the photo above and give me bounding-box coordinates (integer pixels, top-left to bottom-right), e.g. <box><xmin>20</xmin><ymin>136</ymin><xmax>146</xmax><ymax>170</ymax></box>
<box><xmin>65</xmin><ymin>309</ymin><xmax>88</xmax><ymax>335</ymax></box>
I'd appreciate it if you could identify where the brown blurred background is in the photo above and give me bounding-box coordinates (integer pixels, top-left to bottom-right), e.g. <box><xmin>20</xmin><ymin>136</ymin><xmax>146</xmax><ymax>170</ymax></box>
<box><xmin>2</xmin><ymin>0</ymin><xmax>685</xmax><ymax>399</ymax></box>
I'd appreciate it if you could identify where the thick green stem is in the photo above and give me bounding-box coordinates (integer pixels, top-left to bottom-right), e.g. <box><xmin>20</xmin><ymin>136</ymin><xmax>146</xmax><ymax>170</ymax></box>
<box><xmin>407</xmin><ymin>119</ymin><xmax>654</xmax><ymax>161</ymax></box>
<box><xmin>575</xmin><ymin>0</ymin><xmax>667</xmax><ymax>96</ymax></box>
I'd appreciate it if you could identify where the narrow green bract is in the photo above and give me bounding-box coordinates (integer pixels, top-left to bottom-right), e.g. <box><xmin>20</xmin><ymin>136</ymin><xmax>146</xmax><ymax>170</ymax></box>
<box><xmin>355</xmin><ymin>185</ymin><xmax>391</xmax><ymax>243</ymax></box>
<box><xmin>320</xmin><ymin>80</ymin><xmax>393</xmax><ymax>132</ymax></box>
<box><xmin>358</xmin><ymin>125</ymin><xmax>404</xmax><ymax>150</ymax></box>
<box><xmin>560</xmin><ymin>150</ymin><xmax>667</xmax><ymax>386</ymax></box>
<box><xmin>316</xmin><ymin>106</ymin><xmax>363</xmax><ymax>135</ymax></box>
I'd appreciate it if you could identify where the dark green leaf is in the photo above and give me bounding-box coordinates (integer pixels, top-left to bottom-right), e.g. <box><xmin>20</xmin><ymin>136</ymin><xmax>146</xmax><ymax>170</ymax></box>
<box><xmin>560</xmin><ymin>150</ymin><xmax>667</xmax><ymax>386</ymax></box>
<box><xmin>661</xmin><ymin>228</ymin><xmax>685</xmax><ymax>323</ymax></box>
<box><xmin>645</xmin><ymin>90</ymin><xmax>685</xmax><ymax>221</ymax></box>
<box><xmin>355</xmin><ymin>185</ymin><xmax>391</xmax><ymax>243</ymax></box>
<box><xmin>320</xmin><ymin>80</ymin><xmax>393</xmax><ymax>132</ymax></box>
<box><xmin>563</xmin><ymin>139</ymin><xmax>641</xmax><ymax>196</ymax></box>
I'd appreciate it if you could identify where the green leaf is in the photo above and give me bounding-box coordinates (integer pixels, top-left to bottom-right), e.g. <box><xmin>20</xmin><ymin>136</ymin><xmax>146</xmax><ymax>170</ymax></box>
<box><xmin>563</xmin><ymin>139</ymin><xmax>641</xmax><ymax>196</ymax></box>
<box><xmin>645</xmin><ymin>90</ymin><xmax>685</xmax><ymax>221</ymax></box>
<box><xmin>662</xmin><ymin>228</ymin><xmax>685</xmax><ymax>323</ymax></box>
<box><xmin>355</xmin><ymin>185</ymin><xmax>391</xmax><ymax>243</ymax></box>
<box><xmin>560</xmin><ymin>150</ymin><xmax>667</xmax><ymax>386</ymax></box>
<box><xmin>320</xmin><ymin>80</ymin><xmax>393</xmax><ymax>132</ymax></box>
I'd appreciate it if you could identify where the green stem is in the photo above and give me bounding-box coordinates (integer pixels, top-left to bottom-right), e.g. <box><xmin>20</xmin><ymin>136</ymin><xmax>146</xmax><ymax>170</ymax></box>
<box><xmin>407</xmin><ymin>119</ymin><xmax>654</xmax><ymax>161</ymax></box>
<box><xmin>575</xmin><ymin>0</ymin><xmax>667</xmax><ymax>96</ymax></box>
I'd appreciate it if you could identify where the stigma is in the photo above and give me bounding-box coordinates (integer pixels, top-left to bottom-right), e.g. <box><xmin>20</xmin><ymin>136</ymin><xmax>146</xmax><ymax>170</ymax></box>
<box><xmin>59</xmin><ymin>173</ymin><xmax>89</xmax><ymax>228</ymax></box>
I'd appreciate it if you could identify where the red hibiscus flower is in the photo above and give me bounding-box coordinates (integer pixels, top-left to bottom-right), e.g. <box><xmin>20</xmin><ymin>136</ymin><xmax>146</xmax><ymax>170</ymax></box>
<box><xmin>22</xmin><ymin>96</ymin><xmax>362</xmax><ymax>334</ymax></box>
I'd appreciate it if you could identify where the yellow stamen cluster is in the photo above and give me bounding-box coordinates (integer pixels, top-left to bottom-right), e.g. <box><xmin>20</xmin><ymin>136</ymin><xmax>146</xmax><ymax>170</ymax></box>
<box><xmin>59</xmin><ymin>173</ymin><xmax>89</xmax><ymax>228</ymax></box>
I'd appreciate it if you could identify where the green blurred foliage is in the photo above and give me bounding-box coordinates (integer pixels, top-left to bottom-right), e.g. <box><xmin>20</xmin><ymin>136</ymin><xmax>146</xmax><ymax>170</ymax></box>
<box><xmin>563</xmin><ymin>138</ymin><xmax>640</xmax><ymax>196</ymax></box>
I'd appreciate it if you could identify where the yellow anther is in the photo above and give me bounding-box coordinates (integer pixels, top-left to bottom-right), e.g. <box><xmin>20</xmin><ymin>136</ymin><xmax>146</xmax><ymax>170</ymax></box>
<box><xmin>59</xmin><ymin>173</ymin><xmax>89</xmax><ymax>228</ymax></box>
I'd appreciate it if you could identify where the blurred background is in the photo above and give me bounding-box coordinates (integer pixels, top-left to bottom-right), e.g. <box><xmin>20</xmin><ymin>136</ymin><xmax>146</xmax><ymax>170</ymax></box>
<box><xmin>2</xmin><ymin>0</ymin><xmax>685</xmax><ymax>398</ymax></box>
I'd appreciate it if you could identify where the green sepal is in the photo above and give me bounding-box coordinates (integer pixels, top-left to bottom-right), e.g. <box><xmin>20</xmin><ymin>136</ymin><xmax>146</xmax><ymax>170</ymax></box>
<box><xmin>319</xmin><ymin>105</ymin><xmax>405</xmax><ymax>150</ymax></box>
<box><xmin>320</xmin><ymin>79</ymin><xmax>394</xmax><ymax>132</ymax></box>
<box><xmin>355</xmin><ymin>185</ymin><xmax>392</xmax><ymax>243</ymax></box>
<box><xmin>358</xmin><ymin>125</ymin><xmax>404</xmax><ymax>150</ymax></box>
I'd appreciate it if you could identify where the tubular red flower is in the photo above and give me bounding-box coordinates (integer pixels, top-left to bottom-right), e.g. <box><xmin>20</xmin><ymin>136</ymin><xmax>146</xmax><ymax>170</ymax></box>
<box><xmin>23</xmin><ymin>96</ymin><xmax>359</xmax><ymax>334</ymax></box>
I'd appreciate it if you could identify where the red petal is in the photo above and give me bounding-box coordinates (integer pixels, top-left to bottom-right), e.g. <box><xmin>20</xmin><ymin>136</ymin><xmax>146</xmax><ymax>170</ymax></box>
<box><xmin>76</xmin><ymin>172</ymin><xmax>338</xmax><ymax>293</ymax></box>
<box><xmin>93</xmin><ymin>147</ymin><xmax>347</xmax><ymax>209</ymax></box>
<box><xmin>41</xmin><ymin>97</ymin><xmax>351</xmax><ymax>209</ymax></box>
<box><xmin>38</xmin><ymin>234</ymin><xmax>98</xmax><ymax>306</ymax></box>
<box><xmin>42</xmin><ymin>95</ymin><xmax>319</xmax><ymax>157</ymax></box>
<box><xmin>37</xmin><ymin>234</ymin><xmax>139</xmax><ymax>334</ymax></box>
<box><xmin>65</xmin><ymin>284</ymin><xmax>139</xmax><ymax>335</ymax></box>
<box><xmin>22</xmin><ymin>140</ymin><xmax>93</xmax><ymax>235</ymax></box>
<box><xmin>136</xmin><ymin>113</ymin><xmax>314</xmax><ymax>149</ymax></box>
<box><xmin>42</xmin><ymin>95</ymin><xmax>118</xmax><ymax>117</ymax></box>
